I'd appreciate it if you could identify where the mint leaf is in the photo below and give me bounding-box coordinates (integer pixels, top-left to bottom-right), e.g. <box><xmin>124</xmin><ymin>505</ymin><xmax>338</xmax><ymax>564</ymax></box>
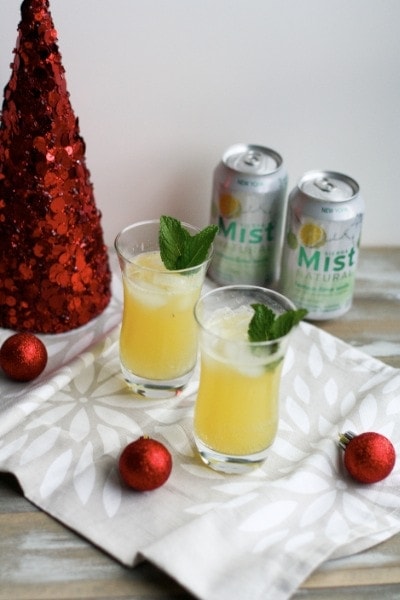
<box><xmin>248</xmin><ymin>304</ymin><xmax>276</xmax><ymax>342</ymax></box>
<box><xmin>179</xmin><ymin>225</ymin><xmax>219</xmax><ymax>268</ymax></box>
<box><xmin>270</xmin><ymin>308</ymin><xmax>308</xmax><ymax>339</ymax></box>
<box><xmin>248</xmin><ymin>303</ymin><xmax>307</xmax><ymax>342</ymax></box>
<box><xmin>159</xmin><ymin>216</ymin><xmax>187</xmax><ymax>270</ymax></box>
<box><xmin>159</xmin><ymin>215</ymin><xmax>218</xmax><ymax>270</ymax></box>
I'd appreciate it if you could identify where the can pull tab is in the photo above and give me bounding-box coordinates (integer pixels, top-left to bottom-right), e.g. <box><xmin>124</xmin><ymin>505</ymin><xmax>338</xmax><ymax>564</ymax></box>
<box><xmin>243</xmin><ymin>151</ymin><xmax>262</xmax><ymax>167</ymax></box>
<box><xmin>314</xmin><ymin>177</ymin><xmax>335</xmax><ymax>193</ymax></box>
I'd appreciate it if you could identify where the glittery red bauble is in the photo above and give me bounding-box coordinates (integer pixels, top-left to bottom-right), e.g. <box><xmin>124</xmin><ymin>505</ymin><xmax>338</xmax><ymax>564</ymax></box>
<box><xmin>0</xmin><ymin>0</ymin><xmax>111</xmax><ymax>334</ymax></box>
<box><xmin>340</xmin><ymin>431</ymin><xmax>396</xmax><ymax>484</ymax></box>
<box><xmin>119</xmin><ymin>437</ymin><xmax>173</xmax><ymax>492</ymax></box>
<box><xmin>0</xmin><ymin>333</ymin><xmax>48</xmax><ymax>382</ymax></box>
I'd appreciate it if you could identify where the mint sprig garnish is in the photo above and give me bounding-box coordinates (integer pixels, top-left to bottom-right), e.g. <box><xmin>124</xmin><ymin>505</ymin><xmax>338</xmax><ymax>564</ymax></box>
<box><xmin>159</xmin><ymin>215</ymin><xmax>218</xmax><ymax>270</ymax></box>
<box><xmin>248</xmin><ymin>304</ymin><xmax>307</xmax><ymax>342</ymax></box>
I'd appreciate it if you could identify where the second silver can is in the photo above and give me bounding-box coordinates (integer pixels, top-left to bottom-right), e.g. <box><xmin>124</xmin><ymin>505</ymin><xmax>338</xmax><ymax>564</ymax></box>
<box><xmin>279</xmin><ymin>170</ymin><xmax>364</xmax><ymax>320</ymax></box>
<box><xmin>208</xmin><ymin>143</ymin><xmax>288</xmax><ymax>286</ymax></box>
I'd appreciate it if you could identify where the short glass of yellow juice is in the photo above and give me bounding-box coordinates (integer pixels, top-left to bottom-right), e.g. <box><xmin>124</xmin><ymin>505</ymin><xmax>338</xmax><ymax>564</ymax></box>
<box><xmin>115</xmin><ymin>220</ymin><xmax>212</xmax><ymax>398</ymax></box>
<box><xmin>193</xmin><ymin>285</ymin><xmax>297</xmax><ymax>474</ymax></box>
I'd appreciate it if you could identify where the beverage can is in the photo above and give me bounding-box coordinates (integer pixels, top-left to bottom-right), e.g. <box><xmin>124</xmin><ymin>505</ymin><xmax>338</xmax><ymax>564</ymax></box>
<box><xmin>279</xmin><ymin>170</ymin><xmax>364</xmax><ymax>320</ymax></box>
<box><xmin>208</xmin><ymin>143</ymin><xmax>288</xmax><ymax>286</ymax></box>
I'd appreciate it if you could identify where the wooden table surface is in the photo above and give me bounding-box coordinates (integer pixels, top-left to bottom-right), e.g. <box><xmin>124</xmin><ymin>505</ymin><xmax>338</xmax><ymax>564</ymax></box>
<box><xmin>1</xmin><ymin>246</ymin><xmax>400</xmax><ymax>600</ymax></box>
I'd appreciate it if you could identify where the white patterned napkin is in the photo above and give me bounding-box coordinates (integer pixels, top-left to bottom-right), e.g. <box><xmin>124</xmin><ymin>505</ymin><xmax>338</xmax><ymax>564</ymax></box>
<box><xmin>0</xmin><ymin>255</ymin><xmax>399</xmax><ymax>600</ymax></box>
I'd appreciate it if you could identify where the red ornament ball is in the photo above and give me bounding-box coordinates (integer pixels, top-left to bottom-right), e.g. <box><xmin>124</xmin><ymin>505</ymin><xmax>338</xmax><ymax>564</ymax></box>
<box><xmin>119</xmin><ymin>437</ymin><xmax>172</xmax><ymax>491</ymax></box>
<box><xmin>0</xmin><ymin>333</ymin><xmax>48</xmax><ymax>382</ymax></box>
<box><xmin>339</xmin><ymin>431</ymin><xmax>396</xmax><ymax>484</ymax></box>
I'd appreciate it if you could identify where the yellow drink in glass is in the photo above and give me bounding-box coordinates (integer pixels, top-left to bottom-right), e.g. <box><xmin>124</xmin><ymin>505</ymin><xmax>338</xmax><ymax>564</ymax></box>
<box><xmin>120</xmin><ymin>251</ymin><xmax>202</xmax><ymax>381</ymax></box>
<box><xmin>115</xmin><ymin>220</ymin><xmax>211</xmax><ymax>398</ymax></box>
<box><xmin>193</xmin><ymin>286</ymin><xmax>295</xmax><ymax>473</ymax></box>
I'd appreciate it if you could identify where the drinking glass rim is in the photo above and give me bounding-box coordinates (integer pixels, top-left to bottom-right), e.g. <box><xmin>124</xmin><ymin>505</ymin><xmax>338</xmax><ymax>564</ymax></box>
<box><xmin>194</xmin><ymin>284</ymin><xmax>297</xmax><ymax>346</ymax></box>
<box><xmin>114</xmin><ymin>218</ymin><xmax>213</xmax><ymax>272</ymax></box>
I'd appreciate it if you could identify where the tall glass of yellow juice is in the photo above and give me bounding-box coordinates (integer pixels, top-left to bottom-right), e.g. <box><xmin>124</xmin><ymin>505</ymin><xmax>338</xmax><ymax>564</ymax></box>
<box><xmin>193</xmin><ymin>285</ymin><xmax>296</xmax><ymax>473</ymax></box>
<box><xmin>115</xmin><ymin>220</ymin><xmax>211</xmax><ymax>398</ymax></box>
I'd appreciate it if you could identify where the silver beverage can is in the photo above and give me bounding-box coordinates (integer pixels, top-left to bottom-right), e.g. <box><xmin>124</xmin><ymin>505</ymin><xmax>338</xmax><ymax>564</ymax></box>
<box><xmin>208</xmin><ymin>143</ymin><xmax>288</xmax><ymax>286</ymax></box>
<box><xmin>279</xmin><ymin>170</ymin><xmax>364</xmax><ymax>320</ymax></box>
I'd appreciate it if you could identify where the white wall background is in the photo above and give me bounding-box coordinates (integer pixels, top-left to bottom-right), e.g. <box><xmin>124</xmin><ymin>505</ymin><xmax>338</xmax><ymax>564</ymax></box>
<box><xmin>1</xmin><ymin>0</ymin><xmax>399</xmax><ymax>248</ymax></box>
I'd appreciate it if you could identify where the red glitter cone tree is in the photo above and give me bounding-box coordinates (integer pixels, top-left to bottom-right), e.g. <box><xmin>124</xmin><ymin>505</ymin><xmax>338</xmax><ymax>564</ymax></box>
<box><xmin>0</xmin><ymin>0</ymin><xmax>111</xmax><ymax>333</ymax></box>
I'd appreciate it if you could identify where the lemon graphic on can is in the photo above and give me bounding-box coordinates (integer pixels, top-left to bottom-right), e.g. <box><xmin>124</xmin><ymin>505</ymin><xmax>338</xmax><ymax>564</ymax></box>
<box><xmin>299</xmin><ymin>222</ymin><xmax>326</xmax><ymax>248</ymax></box>
<box><xmin>219</xmin><ymin>193</ymin><xmax>241</xmax><ymax>218</ymax></box>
